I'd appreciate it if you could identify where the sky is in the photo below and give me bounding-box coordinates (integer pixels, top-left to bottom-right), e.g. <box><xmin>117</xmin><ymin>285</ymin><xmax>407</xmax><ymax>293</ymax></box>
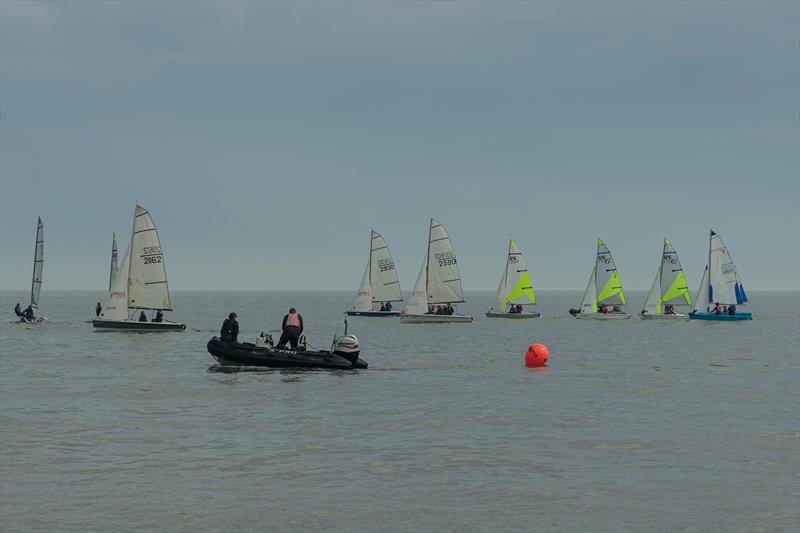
<box><xmin>1</xmin><ymin>0</ymin><xmax>798</xmax><ymax>293</ymax></box>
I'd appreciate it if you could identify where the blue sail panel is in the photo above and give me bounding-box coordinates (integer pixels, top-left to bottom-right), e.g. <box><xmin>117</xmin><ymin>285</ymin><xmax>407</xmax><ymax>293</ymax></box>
<box><xmin>740</xmin><ymin>284</ymin><xmax>748</xmax><ymax>303</ymax></box>
<box><xmin>708</xmin><ymin>285</ymin><xmax>713</xmax><ymax>303</ymax></box>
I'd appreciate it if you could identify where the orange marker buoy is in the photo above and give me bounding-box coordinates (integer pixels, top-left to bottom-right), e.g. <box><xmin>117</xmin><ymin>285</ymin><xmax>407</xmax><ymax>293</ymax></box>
<box><xmin>525</xmin><ymin>343</ymin><xmax>549</xmax><ymax>368</ymax></box>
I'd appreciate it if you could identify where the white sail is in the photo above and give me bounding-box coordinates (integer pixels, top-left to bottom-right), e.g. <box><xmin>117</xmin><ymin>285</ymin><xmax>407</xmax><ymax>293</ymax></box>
<box><xmin>642</xmin><ymin>267</ymin><xmax>662</xmax><ymax>314</ymax></box>
<box><xmin>404</xmin><ymin>260</ymin><xmax>429</xmax><ymax>315</ymax></box>
<box><xmin>595</xmin><ymin>239</ymin><xmax>626</xmax><ymax>306</ymax></box>
<box><xmin>426</xmin><ymin>218</ymin><xmax>465</xmax><ymax>304</ymax></box>
<box><xmin>100</xmin><ymin>246</ymin><xmax>131</xmax><ymax>321</ymax></box>
<box><xmin>127</xmin><ymin>204</ymin><xmax>172</xmax><ymax>310</ymax></box>
<box><xmin>30</xmin><ymin>217</ymin><xmax>44</xmax><ymax>309</ymax></box>
<box><xmin>660</xmin><ymin>239</ymin><xmax>691</xmax><ymax>307</ymax></box>
<box><xmin>693</xmin><ymin>265</ymin><xmax>710</xmax><ymax>312</ymax></box>
<box><xmin>488</xmin><ymin>240</ymin><xmax>536</xmax><ymax>313</ymax></box>
<box><xmin>350</xmin><ymin>261</ymin><xmax>372</xmax><ymax>312</ymax></box>
<box><xmin>369</xmin><ymin>230</ymin><xmax>403</xmax><ymax>303</ymax></box>
<box><xmin>109</xmin><ymin>233</ymin><xmax>119</xmax><ymax>291</ymax></box>
<box><xmin>708</xmin><ymin>230</ymin><xmax>748</xmax><ymax>306</ymax></box>
<box><xmin>580</xmin><ymin>267</ymin><xmax>597</xmax><ymax>313</ymax></box>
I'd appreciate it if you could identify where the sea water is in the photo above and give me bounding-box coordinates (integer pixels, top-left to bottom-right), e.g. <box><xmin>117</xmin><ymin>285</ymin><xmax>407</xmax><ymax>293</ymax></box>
<box><xmin>1</xmin><ymin>290</ymin><xmax>798</xmax><ymax>532</ymax></box>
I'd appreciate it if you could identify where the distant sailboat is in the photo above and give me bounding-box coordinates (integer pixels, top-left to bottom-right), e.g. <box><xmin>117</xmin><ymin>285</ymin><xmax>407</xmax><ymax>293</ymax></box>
<box><xmin>400</xmin><ymin>218</ymin><xmax>473</xmax><ymax>323</ymax></box>
<box><xmin>640</xmin><ymin>238</ymin><xmax>691</xmax><ymax>319</ymax></box>
<box><xmin>571</xmin><ymin>239</ymin><xmax>630</xmax><ymax>319</ymax></box>
<box><xmin>93</xmin><ymin>203</ymin><xmax>186</xmax><ymax>331</ymax></box>
<box><xmin>347</xmin><ymin>230</ymin><xmax>403</xmax><ymax>316</ymax></box>
<box><xmin>485</xmin><ymin>239</ymin><xmax>540</xmax><ymax>318</ymax></box>
<box><xmin>109</xmin><ymin>232</ymin><xmax>119</xmax><ymax>291</ymax></box>
<box><xmin>689</xmin><ymin>230</ymin><xmax>752</xmax><ymax>320</ymax></box>
<box><xmin>19</xmin><ymin>217</ymin><xmax>46</xmax><ymax>323</ymax></box>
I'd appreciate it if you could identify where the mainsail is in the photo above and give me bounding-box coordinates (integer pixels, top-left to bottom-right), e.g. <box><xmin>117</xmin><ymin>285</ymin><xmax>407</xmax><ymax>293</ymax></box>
<box><xmin>30</xmin><ymin>217</ymin><xmax>44</xmax><ymax>309</ymax></box>
<box><xmin>127</xmin><ymin>204</ymin><xmax>172</xmax><ymax>311</ymax></box>
<box><xmin>642</xmin><ymin>238</ymin><xmax>691</xmax><ymax>314</ymax></box>
<box><xmin>708</xmin><ymin>230</ymin><xmax>748</xmax><ymax>306</ymax></box>
<box><xmin>488</xmin><ymin>240</ymin><xmax>536</xmax><ymax>313</ymax></box>
<box><xmin>109</xmin><ymin>233</ymin><xmax>119</xmax><ymax>291</ymax></box>
<box><xmin>426</xmin><ymin>219</ymin><xmax>465</xmax><ymax>304</ymax></box>
<box><xmin>594</xmin><ymin>239</ymin><xmax>626</xmax><ymax>307</ymax></box>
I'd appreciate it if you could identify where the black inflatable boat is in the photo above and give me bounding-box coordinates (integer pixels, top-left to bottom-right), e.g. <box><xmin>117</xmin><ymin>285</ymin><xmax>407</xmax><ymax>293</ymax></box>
<box><xmin>207</xmin><ymin>334</ymin><xmax>367</xmax><ymax>370</ymax></box>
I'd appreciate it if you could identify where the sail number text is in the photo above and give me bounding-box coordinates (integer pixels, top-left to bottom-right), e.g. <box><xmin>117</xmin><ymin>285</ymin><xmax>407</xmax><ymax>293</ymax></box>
<box><xmin>435</xmin><ymin>251</ymin><xmax>457</xmax><ymax>267</ymax></box>
<box><xmin>142</xmin><ymin>246</ymin><xmax>163</xmax><ymax>265</ymax></box>
<box><xmin>376</xmin><ymin>258</ymin><xmax>395</xmax><ymax>272</ymax></box>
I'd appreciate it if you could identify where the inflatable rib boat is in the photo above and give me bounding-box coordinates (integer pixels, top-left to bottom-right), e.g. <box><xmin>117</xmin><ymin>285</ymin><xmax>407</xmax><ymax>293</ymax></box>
<box><xmin>207</xmin><ymin>334</ymin><xmax>367</xmax><ymax>370</ymax></box>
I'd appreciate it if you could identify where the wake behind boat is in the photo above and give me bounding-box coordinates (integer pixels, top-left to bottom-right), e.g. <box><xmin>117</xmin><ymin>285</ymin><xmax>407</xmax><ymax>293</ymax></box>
<box><xmin>571</xmin><ymin>239</ymin><xmax>630</xmax><ymax>320</ymax></box>
<box><xmin>93</xmin><ymin>203</ymin><xmax>186</xmax><ymax>331</ymax></box>
<box><xmin>640</xmin><ymin>238</ymin><xmax>692</xmax><ymax>319</ymax></box>
<box><xmin>485</xmin><ymin>239</ymin><xmax>540</xmax><ymax>318</ymax></box>
<box><xmin>347</xmin><ymin>229</ymin><xmax>403</xmax><ymax>317</ymax></box>
<box><xmin>400</xmin><ymin>218</ymin><xmax>473</xmax><ymax>323</ymax></box>
<box><xmin>689</xmin><ymin>230</ymin><xmax>752</xmax><ymax>321</ymax></box>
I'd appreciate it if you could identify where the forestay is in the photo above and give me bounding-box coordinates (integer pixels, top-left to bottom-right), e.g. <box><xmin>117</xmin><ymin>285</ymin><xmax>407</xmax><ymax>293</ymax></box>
<box><xmin>128</xmin><ymin>204</ymin><xmax>172</xmax><ymax>310</ymax></box>
<box><xmin>708</xmin><ymin>230</ymin><xmax>748</xmax><ymax>306</ymax></box>
<box><xmin>595</xmin><ymin>239</ymin><xmax>626</xmax><ymax>306</ymax></box>
<box><xmin>426</xmin><ymin>219</ymin><xmax>465</xmax><ymax>304</ymax></box>
<box><xmin>30</xmin><ymin>217</ymin><xmax>44</xmax><ymax>309</ymax></box>
<box><xmin>488</xmin><ymin>240</ymin><xmax>536</xmax><ymax>313</ymax></box>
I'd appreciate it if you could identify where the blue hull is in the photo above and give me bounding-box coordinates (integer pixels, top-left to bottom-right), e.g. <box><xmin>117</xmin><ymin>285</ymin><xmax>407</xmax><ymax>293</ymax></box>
<box><xmin>689</xmin><ymin>312</ymin><xmax>752</xmax><ymax>321</ymax></box>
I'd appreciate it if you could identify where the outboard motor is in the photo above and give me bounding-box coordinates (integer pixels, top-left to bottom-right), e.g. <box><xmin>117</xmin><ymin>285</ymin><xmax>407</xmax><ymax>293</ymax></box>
<box><xmin>333</xmin><ymin>334</ymin><xmax>360</xmax><ymax>366</ymax></box>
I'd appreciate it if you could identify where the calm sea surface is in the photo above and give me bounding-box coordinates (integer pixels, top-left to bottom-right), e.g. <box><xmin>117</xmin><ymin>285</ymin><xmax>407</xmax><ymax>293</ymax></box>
<box><xmin>1</xmin><ymin>290</ymin><xmax>798</xmax><ymax>532</ymax></box>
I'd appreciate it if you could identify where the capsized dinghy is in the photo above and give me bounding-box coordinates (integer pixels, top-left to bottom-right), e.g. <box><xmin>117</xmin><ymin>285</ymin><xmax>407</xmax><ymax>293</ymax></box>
<box><xmin>689</xmin><ymin>230</ymin><xmax>752</xmax><ymax>321</ymax></box>
<box><xmin>571</xmin><ymin>239</ymin><xmax>630</xmax><ymax>319</ymax></box>
<box><xmin>640</xmin><ymin>238</ymin><xmax>691</xmax><ymax>319</ymax></box>
<box><xmin>400</xmin><ymin>218</ymin><xmax>473</xmax><ymax>323</ymax></box>
<box><xmin>485</xmin><ymin>239</ymin><xmax>540</xmax><ymax>318</ymax></box>
<box><xmin>93</xmin><ymin>203</ymin><xmax>186</xmax><ymax>331</ymax></box>
<box><xmin>347</xmin><ymin>229</ymin><xmax>403</xmax><ymax>316</ymax></box>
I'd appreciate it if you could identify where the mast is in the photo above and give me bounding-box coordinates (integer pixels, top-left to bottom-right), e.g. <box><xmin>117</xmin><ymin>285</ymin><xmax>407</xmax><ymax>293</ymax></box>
<box><xmin>30</xmin><ymin>216</ymin><xmax>43</xmax><ymax>309</ymax></box>
<box><xmin>368</xmin><ymin>228</ymin><xmax>374</xmax><ymax>302</ymax></box>
<box><xmin>426</xmin><ymin>217</ymin><xmax>433</xmax><ymax>303</ymax></box>
<box><xmin>127</xmin><ymin>201</ymin><xmax>136</xmax><ymax>311</ymax></box>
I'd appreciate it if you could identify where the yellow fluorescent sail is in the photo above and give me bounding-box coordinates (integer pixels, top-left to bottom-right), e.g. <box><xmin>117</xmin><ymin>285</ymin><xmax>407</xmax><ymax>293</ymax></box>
<box><xmin>504</xmin><ymin>271</ymin><xmax>536</xmax><ymax>305</ymax></box>
<box><xmin>597</xmin><ymin>271</ymin><xmax>626</xmax><ymax>304</ymax></box>
<box><xmin>661</xmin><ymin>270</ymin><xmax>691</xmax><ymax>304</ymax></box>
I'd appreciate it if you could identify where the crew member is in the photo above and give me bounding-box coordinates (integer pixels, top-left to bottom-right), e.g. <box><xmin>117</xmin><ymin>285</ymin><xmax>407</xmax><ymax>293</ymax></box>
<box><xmin>14</xmin><ymin>303</ymin><xmax>22</xmax><ymax>317</ymax></box>
<box><xmin>95</xmin><ymin>302</ymin><xmax>102</xmax><ymax>317</ymax></box>
<box><xmin>23</xmin><ymin>305</ymin><xmax>34</xmax><ymax>321</ymax></box>
<box><xmin>139</xmin><ymin>311</ymin><xmax>147</xmax><ymax>322</ymax></box>
<box><xmin>154</xmin><ymin>310</ymin><xmax>164</xmax><ymax>322</ymax></box>
<box><xmin>278</xmin><ymin>308</ymin><xmax>303</xmax><ymax>349</ymax></box>
<box><xmin>220</xmin><ymin>312</ymin><xmax>239</xmax><ymax>343</ymax></box>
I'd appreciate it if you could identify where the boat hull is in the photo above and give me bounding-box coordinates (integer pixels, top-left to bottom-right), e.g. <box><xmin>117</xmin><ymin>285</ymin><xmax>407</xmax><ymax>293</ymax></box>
<box><xmin>639</xmin><ymin>313</ymin><xmax>688</xmax><ymax>320</ymax></box>
<box><xmin>485</xmin><ymin>312</ymin><xmax>541</xmax><ymax>319</ymax></box>
<box><xmin>93</xmin><ymin>319</ymin><xmax>187</xmax><ymax>331</ymax></box>
<box><xmin>574</xmin><ymin>312</ymin><xmax>631</xmax><ymax>320</ymax></box>
<box><xmin>399</xmin><ymin>313</ymin><xmax>473</xmax><ymax>323</ymax></box>
<box><xmin>346</xmin><ymin>310</ymin><xmax>400</xmax><ymax>317</ymax></box>
<box><xmin>207</xmin><ymin>337</ymin><xmax>367</xmax><ymax>369</ymax></box>
<box><xmin>689</xmin><ymin>311</ymin><xmax>753</xmax><ymax>321</ymax></box>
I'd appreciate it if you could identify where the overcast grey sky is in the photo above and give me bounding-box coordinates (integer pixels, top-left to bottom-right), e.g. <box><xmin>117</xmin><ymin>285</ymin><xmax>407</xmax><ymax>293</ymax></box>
<box><xmin>1</xmin><ymin>0</ymin><xmax>798</xmax><ymax>292</ymax></box>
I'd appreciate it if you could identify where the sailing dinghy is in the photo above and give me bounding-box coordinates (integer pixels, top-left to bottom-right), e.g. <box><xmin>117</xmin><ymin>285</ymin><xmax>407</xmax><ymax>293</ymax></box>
<box><xmin>18</xmin><ymin>217</ymin><xmax>46</xmax><ymax>323</ymax></box>
<box><xmin>93</xmin><ymin>203</ymin><xmax>186</xmax><ymax>331</ymax></box>
<box><xmin>689</xmin><ymin>230</ymin><xmax>752</xmax><ymax>320</ymax></box>
<box><xmin>640</xmin><ymin>238</ymin><xmax>691</xmax><ymax>319</ymax></box>
<box><xmin>570</xmin><ymin>239</ymin><xmax>630</xmax><ymax>319</ymax></box>
<box><xmin>485</xmin><ymin>240</ymin><xmax>540</xmax><ymax>318</ymax></box>
<box><xmin>347</xmin><ymin>230</ymin><xmax>403</xmax><ymax>316</ymax></box>
<box><xmin>400</xmin><ymin>218</ymin><xmax>473</xmax><ymax>323</ymax></box>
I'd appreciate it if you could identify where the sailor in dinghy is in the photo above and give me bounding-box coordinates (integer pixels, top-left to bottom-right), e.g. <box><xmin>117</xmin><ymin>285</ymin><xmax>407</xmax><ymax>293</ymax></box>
<box><xmin>689</xmin><ymin>230</ymin><xmax>752</xmax><ymax>321</ymax></box>
<box><xmin>347</xmin><ymin>230</ymin><xmax>403</xmax><ymax>316</ymax></box>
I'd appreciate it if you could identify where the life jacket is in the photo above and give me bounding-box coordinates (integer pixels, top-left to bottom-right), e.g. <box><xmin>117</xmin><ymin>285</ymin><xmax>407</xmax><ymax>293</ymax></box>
<box><xmin>285</xmin><ymin>313</ymin><xmax>301</xmax><ymax>328</ymax></box>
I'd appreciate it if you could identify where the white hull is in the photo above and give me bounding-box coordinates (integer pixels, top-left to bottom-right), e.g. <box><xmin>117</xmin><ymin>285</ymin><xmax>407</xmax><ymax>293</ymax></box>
<box><xmin>400</xmin><ymin>313</ymin><xmax>473</xmax><ymax>323</ymax></box>
<box><xmin>639</xmin><ymin>313</ymin><xmax>688</xmax><ymax>320</ymax></box>
<box><xmin>92</xmin><ymin>318</ymin><xmax>186</xmax><ymax>331</ymax></box>
<box><xmin>485</xmin><ymin>312</ymin><xmax>541</xmax><ymax>319</ymax></box>
<box><xmin>574</xmin><ymin>312</ymin><xmax>630</xmax><ymax>320</ymax></box>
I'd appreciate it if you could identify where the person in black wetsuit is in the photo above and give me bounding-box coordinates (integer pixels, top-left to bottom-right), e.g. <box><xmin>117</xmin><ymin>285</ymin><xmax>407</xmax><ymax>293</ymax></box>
<box><xmin>278</xmin><ymin>308</ymin><xmax>303</xmax><ymax>349</ymax></box>
<box><xmin>23</xmin><ymin>305</ymin><xmax>34</xmax><ymax>321</ymax></box>
<box><xmin>14</xmin><ymin>303</ymin><xmax>23</xmax><ymax>317</ymax></box>
<box><xmin>220</xmin><ymin>312</ymin><xmax>239</xmax><ymax>343</ymax></box>
<box><xmin>153</xmin><ymin>310</ymin><xmax>164</xmax><ymax>322</ymax></box>
<box><xmin>95</xmin><ymin>302</ymin><xmax>102</xmax><ymax>317</ymax></box>
<box><xmin>138</xmin><ymin>311</ymin><xmax>147</xmax><ymax>322</ymax></box>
